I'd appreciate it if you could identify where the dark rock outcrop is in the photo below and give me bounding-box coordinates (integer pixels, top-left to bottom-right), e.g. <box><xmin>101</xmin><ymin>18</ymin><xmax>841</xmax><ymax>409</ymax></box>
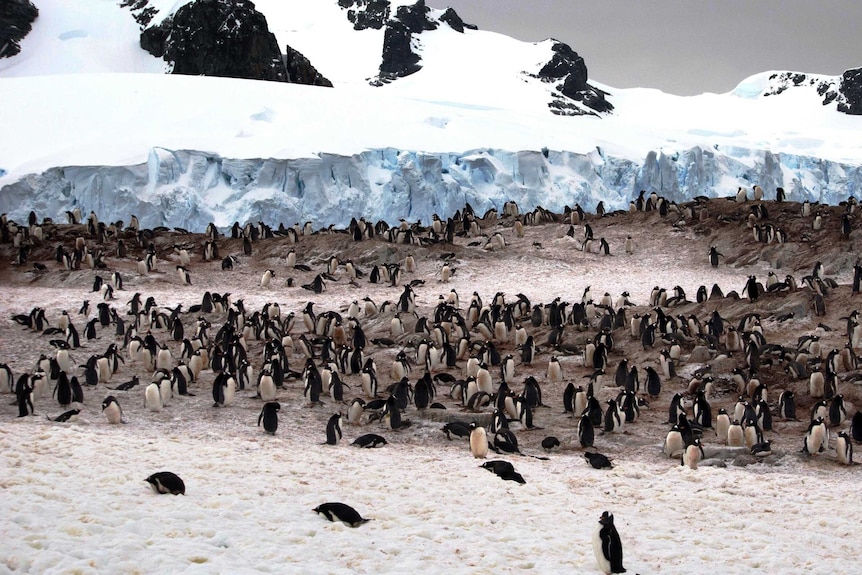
<box><xmin>536</xmin><ymin>41</ymin><xmax>613</xmax><ymax>115</ymax></box>
<box><xmin>285</xmin><ymin>46</ymin><xmax>332</xmax><ymax>87</ymax></box>
<box><xmin>439</xmin><ymin>7</ymin><xmax>477</xmax><ymax>33</ymax></box>
<box><xmin>120</xmin><ymin>0</ymin><xmax>159</xmax><ymax>28</ymax></box>
<box><xmin>339</xmin><ymin>0</ymin><xmax>390</xmax><ymax>31</ymax></box>
<box><xmin>376</xmin><ymin>0</ymin><xmax>473</xmax><ymax>83</ymax></box>
<box><xmin>139</xmin><ymin>0</ymin><xmax>331</xmax><ymax>87</ymax></box>
<box><xmin>0</xmin><ymin>0</ymin><xmax>38</xmax><ymax>59</ymax></box>
<box><xmin>140</xmin><ymin>0</ymin><xmax>288</xmax><ymax>82</ymax></box>
<box><xmin>378</xmin><ymin>20</ymin><xmax>422</xmax><ymax>80</ymax></box>
<box><xmin>838</xmin><ymin>67</ymin><xmax>862</xmax><ymax>115</ymax></box>
<box><xmin>761</xmin><ymin>68</ymin><xmax>862</xmax><ymax>115</ymax></box>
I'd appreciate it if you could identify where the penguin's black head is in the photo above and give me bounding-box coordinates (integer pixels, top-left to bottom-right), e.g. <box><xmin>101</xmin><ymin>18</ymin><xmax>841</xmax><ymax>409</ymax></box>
<box><xmin>599</xmin><ymin>511</ymin><xmax>613</xmax><ymax>525</ymax></box>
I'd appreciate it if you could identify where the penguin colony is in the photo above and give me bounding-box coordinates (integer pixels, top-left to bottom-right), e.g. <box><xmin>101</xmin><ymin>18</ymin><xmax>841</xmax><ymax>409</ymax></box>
<box><xmin>2</xmin><ymin>189</ymin><xmax>862</xmax><ymax>573</ymax></box>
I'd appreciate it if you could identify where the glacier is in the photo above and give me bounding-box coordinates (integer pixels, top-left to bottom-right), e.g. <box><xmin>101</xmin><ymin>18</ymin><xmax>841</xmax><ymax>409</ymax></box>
<box><xmin>1</xmin><ymin>145</ymin><xmax>860</xmax><ymax>232</ymax></box>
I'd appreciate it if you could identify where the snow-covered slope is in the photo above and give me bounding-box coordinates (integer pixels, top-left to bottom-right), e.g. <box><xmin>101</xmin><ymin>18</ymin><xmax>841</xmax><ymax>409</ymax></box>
<box><xmin>1</xmin><ymin>0</ymin><xmax>861</xmax><ymax>229</ymax></box>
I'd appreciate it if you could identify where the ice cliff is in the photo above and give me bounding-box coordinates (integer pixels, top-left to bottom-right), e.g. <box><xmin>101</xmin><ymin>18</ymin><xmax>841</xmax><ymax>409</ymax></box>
<box><xmin>2</xmin><ymin>145</ymin><xmax>860</xmax><ymax>231</ymax></box>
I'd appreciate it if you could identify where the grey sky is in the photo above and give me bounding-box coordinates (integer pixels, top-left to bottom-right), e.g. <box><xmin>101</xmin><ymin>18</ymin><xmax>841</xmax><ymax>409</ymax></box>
<box><xmin>429</xmin><ymin>0</ymin><xmax>862</xmax><ymax>96</ymax></box>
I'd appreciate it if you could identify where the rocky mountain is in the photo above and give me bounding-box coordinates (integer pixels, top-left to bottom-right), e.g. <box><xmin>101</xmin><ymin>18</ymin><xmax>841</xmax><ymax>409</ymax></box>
<box><xmin>757</xmin><ymin>68</ymin><xmax>862</xmax><ymax>115</ymax></box>
<box><xmin>0</xmin><ymin>0</ymin><xmax>38</xmax><ymax>59</ymax></box>
<box><xmin>0</xmin><ymin>0</ymin><xmax>860</xmax><ymax>231</ymax></box>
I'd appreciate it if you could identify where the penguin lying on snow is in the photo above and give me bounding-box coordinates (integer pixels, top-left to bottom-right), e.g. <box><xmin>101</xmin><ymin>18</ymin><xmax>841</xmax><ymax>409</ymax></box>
<box><xmin>313</xmin><ymin>502</ymin><xmax>371</xmax><ymax>527</ymax></box>
<box><xmin>352</xmin><ymin>433</ymin><xmax>387</xmax><ymax>448</ymax></box>
<box><xmin>480</xmin><ymin>460</ymin><xmax>526</xmax><ymax>484</ymax></box>
<box><xmin>584</xmin><ymin>451</ymin><xmax>613</xmax><ymax>469</ymax></box>
<box><xmin>145</xmin><ymin>471</ymin><xmax>186</xmax><ymax>495</ymax></box>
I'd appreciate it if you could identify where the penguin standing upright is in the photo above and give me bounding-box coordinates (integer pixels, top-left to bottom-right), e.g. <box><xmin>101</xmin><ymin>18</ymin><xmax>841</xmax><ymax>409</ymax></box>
<box><xmin>325</xmin><ymin>413</ymin><xmax>343</xmax><ymax>445</ymax></box>
<box><xmin>836</xmin><ymin>431</ymin><xmax>853</xmax><ymax>465</ymax></box>
<box><xmin>578</xmin><ymin>412</ymin><xmax>595</xmax><ymax>448</ymax></box>
<box><xmin>682</xmin><ymin>438</ymin><xmax>705</xmax><ymax>470</ymax></box>
<box><xmin>102</xmin><ymin>395</ymin><xmax>124</xmax><ymax>424</ymax></box>
<box><xmin>144</xmin><ymin>383</ymin><xmax>162</xmax><ymax>412</ymax></box>
<box><xmin>258</xmin><ymin>402</ymin><xmax>280</xmax><ymax>435</ymax></box>
<box><xmin>593</xmin><ymin>511</ymin><xmax>626</xmax><ymax>574</ymax></box>
<box><xmin>469</xmin><ymin>422</ymin><xmax>489</xmax><ymax>458</ymax></box>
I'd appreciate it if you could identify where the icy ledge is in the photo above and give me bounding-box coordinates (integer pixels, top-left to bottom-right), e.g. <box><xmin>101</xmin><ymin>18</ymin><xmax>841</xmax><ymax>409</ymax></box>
<box><xmin>1</xmin><ymin>145</ymin><xmax>860</xmax><ymax>231</ymax></box>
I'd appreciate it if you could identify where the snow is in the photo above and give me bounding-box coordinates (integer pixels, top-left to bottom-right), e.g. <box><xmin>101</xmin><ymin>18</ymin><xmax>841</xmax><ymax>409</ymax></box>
<box><xmin>0</xmin><ymin>206</ymin><xmax>860</xmax><ymax>574</ymax></box>
<box><xmin>1</xmin><ymin>1</ymin><xmax>861</xmax><ymax>229</ymax></box>
<box><xmin>2</xmin><ymin>2</ymin><xmax>862</xmax><ymax>571</ymax></box>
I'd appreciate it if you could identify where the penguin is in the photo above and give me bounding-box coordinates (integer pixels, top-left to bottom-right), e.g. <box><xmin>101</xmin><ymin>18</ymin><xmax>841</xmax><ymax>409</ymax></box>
<box><xmin>593</xmin><ymin>511</ymin><xmax>626</xmax><ymax>575</ymax></box>
<box><xmin>481</xmin><ymin>460</ymin><xmax>526</xmax><ymax>484</ymax></box>
<box><xmin>261</xmin><ymin>269</ymin><xmax>274</xmax><ymax>288</ymax></box>
<box><xmin>442</xmin><ymin>421</ymin><xmax>472</xmax><ymax>441</ymax></box>
<box><xmin>803</xmin><ymin>417</ymin><xmax>828</xmax><ymax>454</ymax></box>
<box><xmin>706</xmin><ymin>406</ymin><xmax>726</xmax><ymax>445</ymax></box>
<box><xmin>145</xmin><ymin>471</ymin><xmax>185</xmax><ymax>495</ymax></box>
<box><xmin>46</xmin><ymin>408</ymin><xmax>81</xmax><ymax>423</ymax></box>
<box><xmin>144</xmin><ymin>383</ymin><xmax>162</xmax><ymax>412</ymax></box>
<box><xmin>743</xmin><ymin>418</ymin><xmax>763</xmax><ymax>449</ymax></box>
<box><xmin>750</xmin><ymin>440</ymin><xmax>772</xmax><ymax>458</ymax></box>
<box><xmin>836</xmin><ymin>431</ymin><xmax>853</xmax><ymax>465</ymax></box>
<box><xmin>584</xmin><ymin>451</ymin><xmax>613</xmax><ymax>469</ymax></box>
<box><xmin>258</xmin><ymin>401</ymin><xmax>280</xmax><ymax>435</ymax></box>
<box><xmin>325</xmin><ymin>413</ymin><xmax>343</xmax><ymax>445</ymax></box>
<box><xmin>682</xmin><ymin>438</ymin><xmax>705</xmax><ymax>470</ymax></box>
<box><xmin>101</xmin><ymin>395</ymin><xmax>124</xmax><ymax>424</ymax></box>
<box><xmin>604</xmin><ymin>399</ymin><xmax>624</xmax><ymax>433</ymax></box>
<box><xmin>578</xmin><ymin>412</ymin><xmax>595</xmax><ymax>448</ymax></box>
<box><xmin>313</xmin><ymin>502</ymin><xmax>370</xmax><ymax>527</ymax></box>
<box><xmin>469</xmin><ymin>422</ymin><xmax>489</xmax><ymax>458</ymax></box>
<box><xmin>258</xmin><ymin>369</ymin><xmax>277</xmax><ymax>401</ymax></box>
<box><xmin>347</xmin><ymin>397</ymin><xmax>366</xmax><ymax>426</ymax></box>
<box><xmin>662</xmin><ymin>424</ymin><xmax>686</xmax><ymax>459</ymax></box>
<box><xmin>352</xmin><ymin>433</ymin><xmax>388</xmax><ymax>448</ymax></box>
<box><xmin>851</xmin><ymin>411</ymin><xmax>862</xmax><ymax>443</ymax></box>
<box><xmin>778</xmin><ymin>390</ymin><xmax>797</xmax><ymax>420</ymax></box>
<box><xmin>541</xmin><ymin>436</ymin><xmax>561</xmax><ymax>453</ymax></box>
<box><xmin>829</xmin><ymin>395</ymin><xmax>847</xmax><ymax>426</ymax></box>
<box><xmin>708</xmin><ymin>246</ymin><xmax>722</xmax><ymax>267</ymax></box>
<box><xmin>727</xmin><ymin>420</ymin><xmax>745</xmax><ymax>447</ymax></box>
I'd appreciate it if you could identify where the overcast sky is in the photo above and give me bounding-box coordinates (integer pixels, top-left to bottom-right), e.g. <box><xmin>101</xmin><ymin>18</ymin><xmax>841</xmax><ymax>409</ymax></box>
<box><xmin>429</xmin><ymin>0</ymin><xmax>862</xmax><ymax>96</ymax></box>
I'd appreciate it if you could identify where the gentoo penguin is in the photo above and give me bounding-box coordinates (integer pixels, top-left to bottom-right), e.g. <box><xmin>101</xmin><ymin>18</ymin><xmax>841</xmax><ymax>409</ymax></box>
<box><xmin>708</xmin><ymin>246</ymin><xmax>722</xmax><ymax>267</ymax></box>
<box><xmin>604</xmin><ymin>399</ymin><xmax>624</xmax><ymax>433</ymax></box>
<box><xmin>578</xmin><ymin>412</ymin><xmax>595</xmax><ymax>448</ymax></box>
<box><xmin>145</xmin><ymin>471</ymin><xmax>185</xmax><ymax>495</ymax></box>
<box><xmin>442</xmin><ymin>421</ymin><xmax>472</xmax><ymax>441</ymax></box>
<box><xmin>258</xmin><ymin>369</ymin><xmax>277</xmax><ymax>402</ymax></box>
<box><xmin>352</xmin><ymin>433</ymin><xmax>388</xmax><ymax>448</ymax></box>
<box><xmin>176</xmin><ymin>265</ymin><xmax>191</xmax><ymax>285</ymax></box>
<box><xmin>258</xmin><ymin>402</ymin><xmax>280</xmax><ymax>435</ymax></box>
<box><xmin>325</xmin><ymin>413</ymin><xmax>343</xmax><ymax>445</ymax></box>
<box><xmin>101</xmin><ymin>395</ymin><xmax>124</xmax><ymax>424</ymax></box>
<box><xmin>313</xmin><ymin>502</ymin><xmax>370</xmax><ymax>527</ymax></box>
<box><xmin>347</xmin><ymin>397</ymin><xmax>366</xmax><ymax>426</ymax></box>
<box><xmin>481</xmin><ymin>460</ymin><xmax>526</xmax><ymax>484</ymax></box>
<box><xmin>829</xmin><ymin>395</ymin><xmax>847</xmax><ymax>426</ymax></box>
<box><xmin>260</xmin><ymin>269</ymin><xmax>275</xmax><ymax>288</ymax></box>
<box><xmin>469</xmin><ymin>422</ymin><xmax>489</xmax><ymax>458</ymax></box>
<box><xmin>584</xmin><ymin>451</ymin><xmax>613</xmax><ymax>469</ymax></box>
<box><xmin>727</xmin><ymin>420</ymin><xmax>745</xmax><ymax>447</ymax></box>
<box><xmin>541</xmin><ymin>436</ymin><xmax>561</xmax><ymax>453</ymax></box>
<box><xmin>836</xmin><ymin>431</ymin><xmax>853</xmax><ymax>465</ymax></box>
<box><xmin>778</xmin><ymin>390</ymin><xmax>797</xmax><ymax>420</ymax></box>
<box><xmin>144</xmin><ymin>383</ymin><xmax>162</xmax><ymax>412</ymax></box>
<box><xmin>663</xmin><ymin>425</ymin><xmax>685</xmax><ymax>458</ymax></box>
<box><xmin>46</xmin><ymin>408</ymin><xmax>81</xmax><ymax>423</ymax></box>
<box><xmin>851</xmin><ymin>411</ymin><xmax>862</xmax><ymax>443</ymax></box>
<box><xmin>593</xmin><ymin>511</ymin><xmax>626</xmax><ymax>575</ymax></box>
<box><xmin>715</xmin><ymin>409</ymin><xmax>730</xmax><ymax>444</ymax></box>
<box><xmin>682</xmin><ymin>438</ymin><xmax>705</xmax><ymax>470</ymax></box>
<box><xmin>803</xmin><ymin>417</ymin><xmax>828</xmax><ymax>455</ymax></box>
